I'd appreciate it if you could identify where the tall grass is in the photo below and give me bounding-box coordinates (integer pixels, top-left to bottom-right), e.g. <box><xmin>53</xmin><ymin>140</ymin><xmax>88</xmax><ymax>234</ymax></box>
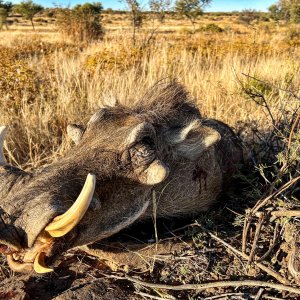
<box><xmin>0</xmin><ymin>26</ymin><xmax>299</xmax><ymax>170</ymax></box>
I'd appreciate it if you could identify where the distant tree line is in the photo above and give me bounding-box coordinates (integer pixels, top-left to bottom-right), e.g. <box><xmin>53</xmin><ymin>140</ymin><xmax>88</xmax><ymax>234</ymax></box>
<box><xmin>0</xmin><ymin>0</ymin><xmax>213</xmax><ymax>43</ymax></box>
<box><xmin>3</xmin><ymin>0</ymin><xmax>300</xmax><ymax>37</ymax></box>
<box><xmin>122</xmin><ymin>0</ymin><xmax>212</xmax><ymax>44</ymax></box>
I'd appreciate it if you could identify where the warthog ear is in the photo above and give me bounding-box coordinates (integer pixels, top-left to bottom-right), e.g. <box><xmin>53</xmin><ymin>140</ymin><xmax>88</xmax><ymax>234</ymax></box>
<box><xmin>124</xmin><ymin>122</ymin><xmax>156</xmax><ymax>147</ymax></box>
<box><xmin>67</xmin><ymin>124</ymin><xmax>85</xmax><ymax>145</ymax></box>
<box><xmin>166</xmin><ymin>120</ymin><xmax>221</xmax><ymax>160</ymax></box>
<box><xmin>0</xmin><ymin>125</ymin><xmax>7</xmax><ymax>165</ymax></box>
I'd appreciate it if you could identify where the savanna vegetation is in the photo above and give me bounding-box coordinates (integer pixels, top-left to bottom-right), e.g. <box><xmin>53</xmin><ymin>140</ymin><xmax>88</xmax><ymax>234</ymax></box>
<box><xmin>1</xmin><ymin>0</ymin><xmax>300</xmax><ymax>299</ymax></box>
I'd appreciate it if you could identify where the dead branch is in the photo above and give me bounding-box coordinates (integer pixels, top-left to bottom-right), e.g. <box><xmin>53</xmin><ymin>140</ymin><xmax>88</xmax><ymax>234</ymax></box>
<box><xmin>247</xmin><ymin>212</ymin><xmax>265</xmax><ymax>266</ymax></box>
<box><xmin>287</xmin><ymin>112</ymin><xmax>300</xmax><ymax>157</ymax></box>
<box><xmin>242</xmin><ymin>210</ymin><xmax>252</xmax><ymax>254</ymax></box>
<box><xmin>254</xmin><ymin>288</ymin><xmax>264</xmax><ymax>300</ymax></box>
<box><xmin>268</xmin><ymin>210</ymin><xmax>300</xmax><ymax>218</ymax></box>
<box><xmin>251</xmin><ymin>175</ymin><xmax>300</xmax><ymax>214</ymax></box>
<box><xmin>256</xmin><ymin>223</ymin><xmax>280</xmax><ymax>263</ymax></box>
<box><xmin>204</xmin><ymin>293</ymin><xmax>250</xmax><ymax>300</ymax></box>
<box><xmin>134</xmin><ymin>291</ymin><xmax>175</xmax><ymax>300</ymax></box>
<box><xmin>104</xmin><ymin>274</ymin><xmax>300</xmax><ymax>294</ymax></box>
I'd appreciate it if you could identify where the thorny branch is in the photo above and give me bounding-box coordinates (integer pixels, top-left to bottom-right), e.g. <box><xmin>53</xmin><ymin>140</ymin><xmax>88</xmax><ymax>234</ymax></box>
<box><xmin>241</xmin><ymin>73</ymin><xmax>300</xmax><ymax>101</ymax></box>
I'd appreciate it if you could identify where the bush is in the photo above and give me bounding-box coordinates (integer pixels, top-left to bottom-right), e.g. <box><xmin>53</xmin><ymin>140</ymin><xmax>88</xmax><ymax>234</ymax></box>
<box><xmin>179</xmin><ymin>26</ymin><xmax>193</xmax><ymax>34</ymax></box>
<box><xmin>56</xmin><ymin>3</ymin><xmax>104</xmax><ymax>43</ymax></box>
<box><xmin>198</xmin><ymin>23</ymin><xmax>224</xmax><ymax>33</ymax></box>
<box><xmin>85</xmin><ymin>46</ymin><xmax>144</xmax><ymax>72</ymax></box>
<box><xmin>238</xmin><ymin>9</ymin><xmax>261</xmax><ymax>25</ymax></box>
<box><xmin>45</xmin><ymin>10</ymin><xmax>54</xmax><ymax>18</ymax></box>
<box><xmin>260</xmin><ymin>15</ymin><xmax>270</xmax><ymax>22</ymax></box>
<box><xmin>34</xmin><ymin>17</ymin><xmax>46</xmax><ymax>22</ymax></box>
<box><xmin>285</xmin><ymin>26</ymin><xmax>300</xmax><ymax>41</ymax></box>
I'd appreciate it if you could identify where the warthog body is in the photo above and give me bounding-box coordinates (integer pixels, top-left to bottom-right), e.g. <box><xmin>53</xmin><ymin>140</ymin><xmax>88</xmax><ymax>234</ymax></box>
<box><xmin>0</xmin><ymin>82</ymin><xmax>242</xmax><ymax>273</ymax></box>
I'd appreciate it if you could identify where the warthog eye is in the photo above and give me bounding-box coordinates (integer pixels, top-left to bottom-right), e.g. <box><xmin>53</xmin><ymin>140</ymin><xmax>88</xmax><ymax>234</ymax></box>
<box><xmin>141</xmin><ymin>136</ymin><xmax>154</xmax><ymax>147</ymax></box>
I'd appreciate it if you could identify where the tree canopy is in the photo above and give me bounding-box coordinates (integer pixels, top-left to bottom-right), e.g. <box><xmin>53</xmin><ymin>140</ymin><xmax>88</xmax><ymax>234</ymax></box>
<box><xmin>14</xmin><ymin>0</ymin><xmax>43</xmax><ymax>29</ymax></box>
<box><xmin>269</xmin><ymin>0</ymin><xmax>300</xmax><ymax>23</ymax></box>
<box><xmin>174</xmin><ymin>0</ymin><xmax>211</xmax><ymax>32</ymax></box>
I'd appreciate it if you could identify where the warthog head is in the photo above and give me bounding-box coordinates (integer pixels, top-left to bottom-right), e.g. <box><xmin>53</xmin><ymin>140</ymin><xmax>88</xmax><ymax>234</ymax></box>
<box><xmin>0</xmin><ymin>104</ymin><xmax>170</xmax><ymax>273</ymax></box>
<box><xmin>0</xmin><ymin>81</ymin><xmax>241</xmax><ymax>274</ymax></box>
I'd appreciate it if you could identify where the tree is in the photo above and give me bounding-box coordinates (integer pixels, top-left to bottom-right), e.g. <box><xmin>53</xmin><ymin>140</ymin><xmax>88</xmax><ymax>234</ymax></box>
<box><xmin>288</xmin><ymin>0</ymin><xmax>300</xmax><ymax>23</ymax></box>
<box><xmin>268</xmin><ymin>4</ymin><xmax>283</xmax><ymax>21</ymax></box>
<box><xmin>149</xmin><ymin>0</ymin><xmax>171</xmax><ymax>23</ymax></box>
<box><xmin>268</xmin><ymin>0</ymin><xmax>300</xmax><ymax>23</ymax></box>
<box><xmin>56</xmin><ymin>3</ymin><xmax>104</xmax><ymax>43</ymax></box>
<box><xmin>74</xmin><ymin>2</ymin><xmax>103</xmax><ymax>15</ymax></box>
<box><xmin>238</xmin><ymin>9</ymin><xmax>260</xmax><ymax>26</ymax></box>
<box><xmin>0</xmin><ymin>0</ymin><xmax>12</xmax><ymax>30</ymax></box>
<box><xmin>122</xmin><ymin>0</ymin><xmax>143</xmax><ymax>46</ymax></box>
<box><xmin>14</xmin><ymin>0</ymin><xmax>43</xmax><ymax>30</ymax></box>
<box><xmin>174</xmin><ymin>0</ymin><xmax>211</xmax><ymax>33</ymax></box>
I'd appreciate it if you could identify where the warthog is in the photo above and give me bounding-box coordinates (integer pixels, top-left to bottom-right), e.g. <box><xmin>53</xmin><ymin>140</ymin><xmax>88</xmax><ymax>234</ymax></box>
<box><xmin>0</xmin><ymin>82</ymin><xmax>242</xmax><ymax>274</ymax></box>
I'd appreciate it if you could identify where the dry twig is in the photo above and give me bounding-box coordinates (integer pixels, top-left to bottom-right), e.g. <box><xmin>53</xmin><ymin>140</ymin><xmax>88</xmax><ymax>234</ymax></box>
<box><xmin>254</xmin><ymin>288</ymin><xmax>264</xmax><ymax>300</ymax></box>
<box><xmin>134</xmin><ymin>291</ymin><xmax>175</xmax><ymax>300</ymax></box>
<box><xmin>242</xmin><ymin>210</ymin><xmax>252</xmax><ymax>254</ymax></box>
<box><xmin>256</xmin><ymin>223</ymin><xmax>280</xmax><ymax>263</ymax></box>
<box><xmin>247</xmin><ymin>212</ymin><xmax>265</xmax><ymax>266</ymax></box>
<box><xmin>204</xmin><ymin>292</ymin><xmax>250</xmax><ymax>300</ymax></box>
<box><xmin>104</xmin><ymin>273</ymin><xmax>300</xmax><ymax>294</ymax></box>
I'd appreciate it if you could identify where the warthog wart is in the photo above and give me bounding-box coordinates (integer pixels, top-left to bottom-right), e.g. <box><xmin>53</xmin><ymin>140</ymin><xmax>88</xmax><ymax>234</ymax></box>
<box><xmin>0</xmin><ymin>81</ymin><xmax>243</xmax><ymax>274</ymax></box>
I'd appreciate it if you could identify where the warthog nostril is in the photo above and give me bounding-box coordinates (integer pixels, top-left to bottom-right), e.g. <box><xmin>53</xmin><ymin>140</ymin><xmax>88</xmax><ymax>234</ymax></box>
<box><xmin>7</xmin><ymin>254</ymin><xmax>33</xmax><ymax>273</ymax></box>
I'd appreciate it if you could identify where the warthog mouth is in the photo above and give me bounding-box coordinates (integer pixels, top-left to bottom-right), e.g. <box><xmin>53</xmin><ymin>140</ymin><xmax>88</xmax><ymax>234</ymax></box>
<box><xmin>5</xmin><ymin>173</ymin><xmax>96</xmax><ymax>274</ymax></box>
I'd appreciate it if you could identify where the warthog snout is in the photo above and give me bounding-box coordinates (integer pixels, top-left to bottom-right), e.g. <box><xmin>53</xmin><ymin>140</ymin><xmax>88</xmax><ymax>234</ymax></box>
<box><xmin>4</xmin><ymin>173</ymin><xmax>96</xmax><ymax>273</ymax></box>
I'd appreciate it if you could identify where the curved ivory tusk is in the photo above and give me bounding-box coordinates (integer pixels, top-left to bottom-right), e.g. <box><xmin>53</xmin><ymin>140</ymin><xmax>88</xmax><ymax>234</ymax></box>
<box><xmin>0</xmin><ymin>125</ymin><xmax>7</xmax><ymax>165</ymax></box>
<box><xmin>45</xmin><ymin>173</ymin><xmax>96</xmax><ymax>238</ymax></box>
<box><xmin>34</xmin><ymin>252</ymin><xmax>53</xmax><ymax>274</ymax></box>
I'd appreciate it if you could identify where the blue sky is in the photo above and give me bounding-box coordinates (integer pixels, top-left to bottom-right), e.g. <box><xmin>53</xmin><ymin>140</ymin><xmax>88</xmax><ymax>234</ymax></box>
<box><xmin>11</xmin><ymin>0</ymin><xmax>277</xmax><ymax>11</ymax></box>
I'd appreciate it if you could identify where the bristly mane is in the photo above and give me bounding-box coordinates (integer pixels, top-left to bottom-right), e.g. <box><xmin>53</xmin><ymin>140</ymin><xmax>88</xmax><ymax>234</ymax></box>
<box><xmin>103</xmin><ymin>80</ymin><xmax>201</xmax><ymax>126</ymax></box>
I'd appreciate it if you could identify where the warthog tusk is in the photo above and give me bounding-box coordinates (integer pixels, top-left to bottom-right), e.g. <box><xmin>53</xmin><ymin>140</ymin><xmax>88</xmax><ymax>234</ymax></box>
<box><xmin>45</xmin><ymin>173</ymin><xmax>96</xmax><ymax>238</ymax></box>
<box><xmin>34</xmin><ymin>252</ymin><xmax>53</xmax><ymax>273</ymax></box>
